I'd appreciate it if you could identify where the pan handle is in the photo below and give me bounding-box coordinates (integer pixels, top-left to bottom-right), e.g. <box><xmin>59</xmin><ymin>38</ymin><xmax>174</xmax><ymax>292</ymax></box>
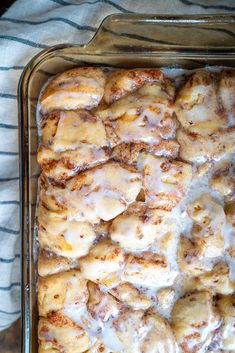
<box><xmin>84</xmin><ymin>13</ymin><xmax>235</xmax><ymax>54</ymax></box>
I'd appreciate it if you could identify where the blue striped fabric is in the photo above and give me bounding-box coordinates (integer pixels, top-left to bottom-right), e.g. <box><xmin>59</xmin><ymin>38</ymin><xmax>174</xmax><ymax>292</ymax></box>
<box><xmin>0</xmin><ymin>0</ymin><xmax>234</xmax><ymax>331</ymax></box>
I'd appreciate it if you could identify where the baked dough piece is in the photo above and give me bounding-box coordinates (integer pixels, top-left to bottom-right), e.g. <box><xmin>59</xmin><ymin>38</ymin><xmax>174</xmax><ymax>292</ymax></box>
<box><xmin>103</xmin><ymin>96</ymin><xmax>176</xmax><ymax>142</ymax></box>
<box><xmin>40</xmin><ymin>111</ymin><xmax>107</xmax><ymax>149</ymax></box>
<box><xmin>224</xmin><ymin>202</ymin><xmax>235</xmax><ymax>261</ymax></box>
<box><xmin>102</xmin><ymin>97</ymin><xmax>176</xmax><ymax>153</ymax></box>
<box><xmin>184</xmin><ymin>262</ymin><xmax>235</xmax><ymax>295</ymax></box>
<box><xmin>38</xmin><ymin>311</ymin><xmax>91</xmax><ymax>353</ymax></box>
<box><xmin>219</xmin><ymin>69</ymin><xmax>235</xmax><ymax>125</ymax></box>
<box><xmin>178</xmin><ymin>235</ymin><xmax>212</xmax><ymax>276</ymax></box>
<box><xmin>187</xmin><ymin>194</ymin><xmax>225</xmax><ymax>259</ymax></box>
<box><xmin>79</xmin><ymin>239</ymin><xmax>124</xmax><ymax>283</ymax></box>
<box><xmin>87</xmin><ymin>281</ymin><xmax>120</xmax><ymax>322</ymax></box>
<box><xmin>103</xmin><ymin>69</ymin><xmax>175</xmax><ymax>105</ymax></box>
<box><xmin>112</xmin><ymin>140</ymin><xmax>180</xmax><ymax>166</ymax></box>
<box><xmin>38</xmin><ymin>249</ymin><xmax>79</xmax><ymax>277</ymax></box>
<box><xmin>175</xmin><ymin>70</ymin><xmax>224</xmax><ymax>135</ymax></box>
<box><xmin>38</xmin><ymin>110</ymin><xmax>109</xmax><ymax>182</ymax></box>
<box><xmin>225</xmin><ymin>202</ymin><xmax>235</xmax><ymax>227</ymax></box>
<box><xmin>98</xmin><ymin>70</ymin><xmax>178</xmax><ymax>162</ymax></box>
<box><xmin>177</xmin><ymin>126</ymin><xmax>235</xmax><ymax>164</ymax></box>
<box><xmin>113</xmin><ymin>309</ymin><xmax>178</xmax><ymax>353</ymax></box>
<box><xmin>176</xmin><ymin>69</ymin><xmax>235</xmax><ymax>164</ymax></box>
<box><xmin>224</xmin><ymin>202</ymin><xmax>235</xmax><ymax>260</ymax></box>
<box><xmin>39</xmin><ymin>161</ymin><xmax>142</xmax><ymax>223</ymax></box>
<box><xmin>38</xmin><ymin>270</ymin><xmax>88</xmax><ymax>317</ymax></box>
<box><xmin>123</xmin><ymin>251</ymin><xmax>177</xmax><ymax>288</ymax></box>
<box><xmin>38</xmin><ymin>204</ymin><xmax>96</xmax><ymax>258</ymax></box>
<box><xmin>38</xmin><ymin>145</ymin><xmax>109</xmax><ymax>182</ymax></box>
<box><xmin>40</xmin><ymin>67</ymin><xmax>106</xmax><ymax>113</ymax></box>
<box><xmin>139</xmin><ymin>153</ymin><xmax>192</xmax><ymax>210</ymax></box>
<box><xmin>109</xmin><ymin>282</ymin><xmax>152</xmax><ymax>310</ymax></box>
<box><xmin>172</xmin><ymin>291</ymin><xmax>221</xmax><ymax>353</ymax></box>
<box><xmin>210</xmin><ymin>159</ymin><xmax>235</xmax><ymax>202</ymax></box>
<box><xmin>179</xmin><ymin>194</ymin><xmax>225</xmax><ymax>276</ymax></box>
<box><xmin>217</xmin><ymin>295</ymin><xmax>235</xmax><ymax>351</ymax></box>
<box><xmin>156</xmin><ymin>288</ymin><xmax>175</xmax><ymax>313</ymax></box>
<box><xmin>110</xmin><ymin>202</ymin><xmax>173</xmax><ymax>251</ymax></box>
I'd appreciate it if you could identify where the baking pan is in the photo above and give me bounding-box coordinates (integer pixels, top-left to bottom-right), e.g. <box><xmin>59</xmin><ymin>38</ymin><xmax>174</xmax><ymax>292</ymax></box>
<box><xmin>18</xmin><ymin>13</ymin><xmax>235</xmax><ymax>353</ymax></box>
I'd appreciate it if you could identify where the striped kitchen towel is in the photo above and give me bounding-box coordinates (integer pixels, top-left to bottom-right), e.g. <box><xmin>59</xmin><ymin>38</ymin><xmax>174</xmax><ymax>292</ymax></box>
<box><xmin>0</xmin><ymin>0</ymin><xmax>234</xmax><ymax>331</ymax></box>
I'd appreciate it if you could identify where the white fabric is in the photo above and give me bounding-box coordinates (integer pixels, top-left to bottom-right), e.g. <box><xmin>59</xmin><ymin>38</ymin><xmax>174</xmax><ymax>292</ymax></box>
<box><xmin>0</xmin><ymin>0</ymin><xmax>234</xmax><ymax>331</ymax></box>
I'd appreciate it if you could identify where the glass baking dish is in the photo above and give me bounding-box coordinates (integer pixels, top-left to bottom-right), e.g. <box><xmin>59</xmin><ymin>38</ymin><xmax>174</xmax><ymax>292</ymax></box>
<box><xmin>18</xmin><ymin>13</ymin><xmax>235</xmax><ymax>353</ymax></box>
